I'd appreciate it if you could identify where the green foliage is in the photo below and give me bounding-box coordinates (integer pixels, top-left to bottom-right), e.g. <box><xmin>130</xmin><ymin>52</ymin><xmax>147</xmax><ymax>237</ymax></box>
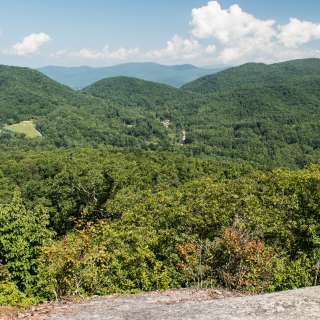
<box><xmin>38</xmin><ymin>222</ymin><xmax>176</xmax><ymax>299</ymax></box>
<box><xmin>3</xmin><ymin>60</ymin><xmax>320</xmax><ymax>167</ymax></box>
<box><xmin>0</xmin><ymin>191</ymin><xmax>53</xmax><ymax>292</ymax></box>
<box><xmin>271</xmin><ymin>254</ymin><xmax>313</xmax><ymax>291</ymax></box>
<box><xmin>0</xmin><ymin>146</ymin><xmax>320</xmax><ymax>304</ymax></box>
<box><xmin>182</xmin><ymin>58</ymin><xmax>320</xmax><ymax>94</ymax></box>
<box><xmin>0</xmin><ymin>282</ymin><xmax>36</xmax><ymax>306</ymax></box>
<box><xmin>1</xmin><ymin>59</ymin><xmax>320</xmax><ymax>305</ymax></box>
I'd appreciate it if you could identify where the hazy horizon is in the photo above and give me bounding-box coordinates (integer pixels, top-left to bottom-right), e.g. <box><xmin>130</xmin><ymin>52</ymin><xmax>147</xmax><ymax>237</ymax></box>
<box><xmin>1</xmin><ymin>1</ymin><xmax>320</xmax><ymax>68</ymax></box>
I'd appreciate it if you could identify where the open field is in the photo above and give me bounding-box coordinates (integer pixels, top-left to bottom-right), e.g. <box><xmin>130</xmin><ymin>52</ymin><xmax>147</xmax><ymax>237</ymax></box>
<box><xmin>4</xmin><ymin>121</ymin><xmax>42</xmax><ymax>139</ymax></box>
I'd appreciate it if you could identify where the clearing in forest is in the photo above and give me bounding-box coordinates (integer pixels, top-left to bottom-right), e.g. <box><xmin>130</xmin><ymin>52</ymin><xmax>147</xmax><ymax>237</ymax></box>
<box><xmin>4</xmin><ymin>120</ymin><xmax>42</xmax><ymax>139</ymax></box>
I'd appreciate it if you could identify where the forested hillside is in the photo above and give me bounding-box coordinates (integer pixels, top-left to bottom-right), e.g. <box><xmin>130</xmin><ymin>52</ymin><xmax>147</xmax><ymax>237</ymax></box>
<box><xmin>177</xmin><ymin>59</ymin><xmax>320</xmax><ymax>166</ymax></box>
<box><xmin>83</xmin><ymin>76</ymin><xmax>184</xmax><ymax>108</ymax></box>
<box><xmin>182</xmin><ymin>58</ymin><xmax>320</xmax><ymax>94</ymax></box>
<box><xmin>82</xmin><ymin>76</ymin><xmax>190</xmax><ymax>143</ymax></box>
<box><xmin>2</xmin><ymin>60</ymin><xmax>320</xmax><ymax>167</ymax></box>
<box><xmin>81</xmin><ymin>59</ymin><xmax>320</xmax><ymax>167</ymax></box>
<box><xmin>1</xmin><ymin>59</ymin><xmax>320</xmax><ymax>306</ymax></box>
<box><xmin>1</xmin><ymin>147</ymin><xmax>320</xmax><ymax>305</ymax></box>
<box><xmin>0</xmin><ymin>65</ymin><xmax>173</xmax><ymax>149</ymax></box>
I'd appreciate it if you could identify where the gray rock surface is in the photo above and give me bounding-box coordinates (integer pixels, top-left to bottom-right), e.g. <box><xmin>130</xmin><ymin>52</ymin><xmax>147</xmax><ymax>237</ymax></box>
<box><xmin>20</xmin><ymin>287</ymin><xmax>320</xmax><ymax>320</ymax></box>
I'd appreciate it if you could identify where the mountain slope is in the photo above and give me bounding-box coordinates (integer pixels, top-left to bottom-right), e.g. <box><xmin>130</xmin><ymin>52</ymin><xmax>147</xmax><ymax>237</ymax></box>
<box><xmin>82</xmin><ymin>76</ymin><xmax>194</xmax><ymax>144</ymax></box>
<box><xmin>39</xmin><ymin>62</ymin><xmax>218</xmax><ymax>89</ymax></box>
<box><xmin>2</xmin><ymin>59</ymin><xmax>320</xmax><ymax>167</ymax></box>
<box><xmin>0</xmin><ymin>65</ymin><xmax>172</xmax><ymax>148</ymax></box>
<box><xmin>78</xmin><ymin>59</ymin><xmax>320</xmax><ymax>167</ymax></box>
<box><xmin>182</xmin><ymin>58</ymin><xmax>320</xmax><ymax>94</ymax></box>
<box><xmin>82</xmin><ymin>76</ymin><xmax>184</xmax><ymax>110</ymax></box>
<box><xmin>179</xmin><ymin>59</ymin><xmax>320</xmax><ymax>166</ymax></box>
<box><xmin>0</xmin><ymin>64</ymin><xmax>93</xmax><ymax>130</ymax></box>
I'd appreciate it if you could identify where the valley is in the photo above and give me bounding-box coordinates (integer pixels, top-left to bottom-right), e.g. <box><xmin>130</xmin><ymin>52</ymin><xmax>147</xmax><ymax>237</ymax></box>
<box><xmin>2</xmin><ymin>0</ymin><xmax>320</xmax><ymax>317</ymax></box>
<box><xmin>1</xmin><ymin>58</ymin><xmax>320</xmax><ymax>309</ymax></box>
<box><xmin>2</xmin><ymin>59</ymin><xmax>320</xmax><ymax>167</ymax></box>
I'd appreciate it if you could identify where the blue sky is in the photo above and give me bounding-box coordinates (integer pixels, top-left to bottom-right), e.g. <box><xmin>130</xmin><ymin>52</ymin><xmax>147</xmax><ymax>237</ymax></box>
<box><xmin>1</xmin><ymin>0</ymin><xmax>320</xmax><ymax>67</ymax></box>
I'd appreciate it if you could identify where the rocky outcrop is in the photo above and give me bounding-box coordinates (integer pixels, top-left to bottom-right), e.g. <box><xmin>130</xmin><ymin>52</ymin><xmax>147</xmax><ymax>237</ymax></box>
<box><xmin>15</xmin><ymin>287</ymin><xmax>320</xmax><ymax>320</ymax></box>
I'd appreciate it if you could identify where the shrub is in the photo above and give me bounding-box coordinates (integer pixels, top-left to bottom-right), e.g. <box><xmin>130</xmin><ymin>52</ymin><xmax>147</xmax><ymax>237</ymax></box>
<box><xmin>38</xmin><ymin>221</ymin><xmax>176</xmax><ymax>299</ymax></box>
<box><xmin>0</xmin><ymin>282</ymin><xmax>36</xmax><ymax>306</ymax></box>
<box><xmin>211</xmin><ymin>228</ymin><xmax>275</xmax><ymax>292</ymax></box>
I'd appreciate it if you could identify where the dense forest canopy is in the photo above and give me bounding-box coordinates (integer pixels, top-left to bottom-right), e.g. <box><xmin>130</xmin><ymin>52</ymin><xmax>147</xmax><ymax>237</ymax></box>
<box><xmin>1</xmin><ymin>59</ymin><xmax>320</xmax><ymax>167</ymax></box>
<box><xmin>181</xmin><ymin>59</ymin><xmax>320</xmax><ymax>94</ymax></box>
<box><xmin>1</xmin><ymin>58</ymin><xmax>320</xmax><ymax>306</ymax></box>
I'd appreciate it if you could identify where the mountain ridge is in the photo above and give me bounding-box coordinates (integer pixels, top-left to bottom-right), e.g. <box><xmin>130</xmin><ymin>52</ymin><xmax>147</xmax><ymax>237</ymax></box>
<box><xmin>38</xmin><ymin>62</ymin><xmax>221</xmax><ymax>89</ymax></box>
<box><xmin>182</xmin><ymin>58</ymin><xmax>320</xmax><ymax>94</ymax></box>
<box><xmin>1</xmin><ymin>58</ymin><xmax>320</xmax><ymax>167</ymax></box>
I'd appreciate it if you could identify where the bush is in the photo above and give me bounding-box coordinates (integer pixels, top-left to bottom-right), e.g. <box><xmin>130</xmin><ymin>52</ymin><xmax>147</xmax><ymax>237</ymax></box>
<box><xmin>0</xmin><ymin>282</ymin><xmax>36</xmax><ymax>306</ymax></box>
<box><xmin>271</xmin><ymin>254</ymin><xmax>313</xmax><ymax>291</ymax></box>
<box><xmin>38</xmin><ymin>221</ymin><xmax>176</xmax><ymax>299</ymax></box>
<box><xmin>208</xmin><ymin>228</ymin><xmax>275</xmax><ymax>292</ymax></box>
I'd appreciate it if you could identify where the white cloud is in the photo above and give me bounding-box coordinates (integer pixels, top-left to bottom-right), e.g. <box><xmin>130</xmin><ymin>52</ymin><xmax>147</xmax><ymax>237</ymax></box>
<box><xmin>76</xmin><ymin>48</ymin><xmax>105</xmax><ymax>60</ymax></box>
<box><xmin>13</xmin><ymin>33</ymin><xmax>51</xmax><ymax>56</ymax></box>
<box><xmin>189</xmin><ymin>1</ymin><xmax>320</xmax><ymax>64</ymax></box>
<box><xmin>55</xmin><ymin>46</ymin><xmax>140</xmax><ymax>61</ymax></box>
<box><xmin>191</xmin><ymin>1</ymin><xmax>276</xmax><ymax>45</ymax></box>
<box><xmin>205</xmin><ymin>44</ymin><xmax>216</xmax><ymax>54</ymax></box>
<box><xmin>146</xmin><ymin>35</ymin><xmax>202</xmax><ymax>60</ymax></box>
<box><xmin>47</xmin><ymin>1</ymin><xmax>320</xmax><ymax>66</ymax></box>
<box><xmin>53</xmin><ymin>36</ymin><xmax>211</xmax><ymax>64</ymax></box>
<box><xmin>190</xmin><ymin>1</ymin><xmax>277</xmax><ymax>64</ymax></box>
<box><xmin>278</xmin><ymin>18</ymin><xmax>320</xmax><ymax>48</ymax></box>
<box><xmin>107</xmin><ymin>47</ymin><xmax>140</xmax><ymax>60</ymax></box>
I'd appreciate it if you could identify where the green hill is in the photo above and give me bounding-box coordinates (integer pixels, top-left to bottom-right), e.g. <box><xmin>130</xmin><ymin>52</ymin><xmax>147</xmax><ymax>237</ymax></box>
<box><xmin>178</xmin><ymin>59</ymin><xmax>320</xmax><ymax>166</ymax></box>
<box><xmin>82</xmin><ymin>76</ymin><xmax>189</xmax><ymax>117</ymax></box>
<box><xmin>0</xmin><ymin>65</ymin><xmax>171</xmax><ymax>149</ymax></box>
<box><xmin>82</xmin><ymin>76</ymin><xmax>194</xmax><ymax>145</ymax></box>
<box><xmin>0</xmin><ymin>64</ymin><xmax>78</xmax><ymax>123</ymax></box>
<box><xmin>2</xmin><ymin>59</ymin><xmax>320</xmax><ymax>167</ymax></box>
<box><xmin>182</xmin><ymin>58</ymin><xmax>320</xmax><ymax>94</ymax></box>
<box><xmin>83</xmin><ymin>76</ymin><xmax>182</xmax><ymax>105</ymax></box>
<box><xmin>2</xmin><ymin>59</ymin><xmax>320</xmax><ymax>305</ymax></box>
<box><xmin>78</xmin><ymin>59</ymin><xmax>320</xmax><ymax>167</ymax></box>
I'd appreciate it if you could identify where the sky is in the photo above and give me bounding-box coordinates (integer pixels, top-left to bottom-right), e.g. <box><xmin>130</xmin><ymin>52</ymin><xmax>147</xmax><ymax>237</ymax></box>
<box><xmin>1</xmin><ymin>0</ymin><xmax>320</xmax><ymax>67</ymax></box>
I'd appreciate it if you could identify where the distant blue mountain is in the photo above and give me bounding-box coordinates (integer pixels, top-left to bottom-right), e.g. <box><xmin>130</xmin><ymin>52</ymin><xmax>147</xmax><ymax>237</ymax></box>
<box><xmin>38</xmin><ymin>62</ymin><xmax>222</xmax><ymax>89</ymax></box>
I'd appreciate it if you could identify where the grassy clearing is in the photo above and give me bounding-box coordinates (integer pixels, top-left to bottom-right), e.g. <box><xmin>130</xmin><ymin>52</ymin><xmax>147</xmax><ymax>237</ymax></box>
<box><xmin>4</xmin><ymin>120</ymin><xmax>42</xmax><ymax>139</ymax></box>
